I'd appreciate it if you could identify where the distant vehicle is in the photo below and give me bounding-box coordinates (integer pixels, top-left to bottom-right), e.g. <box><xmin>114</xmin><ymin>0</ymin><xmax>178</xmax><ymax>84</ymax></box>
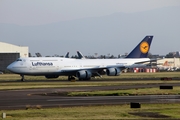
<box><xmin>7</xmin><ymin>36</ymin><xmax>153</xmax><ymax>81</ymax></box>
<box><xmin>0</xmin><ymin>71</ymin><xmax>3</xmax><ymax>74</ymax></box>
<box><xmin>166</xmin><ymin>67</ymin><xmax>179</xmax><ymax>72</ymax></box>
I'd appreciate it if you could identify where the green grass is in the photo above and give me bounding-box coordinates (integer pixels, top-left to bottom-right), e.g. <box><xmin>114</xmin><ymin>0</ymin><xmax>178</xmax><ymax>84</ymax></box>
<box><xmin>0</xmin><ymin>79</ymin><xmax>179</xmax><ymax>90</ymax></box>
<box><xmin>1</xmin><ymin>72</ymin><xmax>180</xmax><ymax>81</ymax></box>
<box><xmin>68</xmin><ymin>87</ymin><xmax>180</xmax><ymax>96</ymax></box>
<box><xmin>0</xmin><ymin>104</ymin><xmax>180</xmax><ymax>119</ymax></box>
<box><xmin>0</xmin><ymin>73</ymin><xmax>180</xmax><ymax>119</ymax></box>
<box><xmin>0</xmin><ymin>72</ymin><xmax>180</xmax><ymax>90</ymax></box>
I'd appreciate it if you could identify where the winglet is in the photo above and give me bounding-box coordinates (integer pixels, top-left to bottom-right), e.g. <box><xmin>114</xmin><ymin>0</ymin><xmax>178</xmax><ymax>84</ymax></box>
<box><xmin>126</xmin><ymin>36</ymin><xmax>153</xmax><ymax>58</ymax></box>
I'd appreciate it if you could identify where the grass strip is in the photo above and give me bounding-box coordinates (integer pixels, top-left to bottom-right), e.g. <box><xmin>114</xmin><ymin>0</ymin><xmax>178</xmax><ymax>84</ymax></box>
<box><xmin>1</xmin><ymin>72</ymin><xmax>180</xmax><ymax>81</ymax></box>
<box><xmin>0</xmin><ymin>103</ymin><xmax>180</xmax><ymax>119</ymax></box>
<box><xmin>0</xmin><ymin>80</ymin><xmax>179</xmax><ymax>90</ymax></box>
<box><xmin>68</xmin><ymin>87</ymin><xmax>180</xmax><ymax>96</ymax></box>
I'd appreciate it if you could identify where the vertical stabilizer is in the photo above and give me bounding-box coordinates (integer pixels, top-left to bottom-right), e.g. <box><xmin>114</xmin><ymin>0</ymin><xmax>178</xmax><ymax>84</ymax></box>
<box><xmin>65</xmin><ymin>52</ymin><xmax>70</xmax><ymax>58</ymax></box>
<box><xmin>77</xmin><ymin>51</ymin><xmax>86</xmax><ymax>59</ymax></box>
<box><xmin>126</xmin><ymin>36</ymin><xmax>153</xmax><ymax>58</ymax></box>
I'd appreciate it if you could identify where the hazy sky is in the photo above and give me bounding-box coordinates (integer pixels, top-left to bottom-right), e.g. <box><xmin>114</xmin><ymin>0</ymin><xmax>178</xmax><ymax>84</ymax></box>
<box><xmin>1</xmin><ymin>0</ymin><xmax>180</xmax><ymax>25</ymax></box>
<box><xmin>0</xmin><ymin>0</ymin><xmax>180</xmax><ymax>56</ymax></box>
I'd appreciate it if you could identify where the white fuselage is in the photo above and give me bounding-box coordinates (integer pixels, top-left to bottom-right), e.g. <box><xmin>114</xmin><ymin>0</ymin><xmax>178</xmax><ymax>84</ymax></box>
<box><xmin>6</xmin><ymin>35</ymin><xmax>153</xmax><ymax>80</ymax></box>
<box><xmin>7</xmin><ymin>57</ymin><xmax>149</xmax><ymax>76</ymax></box>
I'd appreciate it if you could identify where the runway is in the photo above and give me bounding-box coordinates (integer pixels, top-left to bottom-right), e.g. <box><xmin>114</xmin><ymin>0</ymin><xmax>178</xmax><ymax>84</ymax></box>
<box><xmin>0</xmin><ymin>83</ymin><xmax>180</xmax><ymax>110</ymax></box>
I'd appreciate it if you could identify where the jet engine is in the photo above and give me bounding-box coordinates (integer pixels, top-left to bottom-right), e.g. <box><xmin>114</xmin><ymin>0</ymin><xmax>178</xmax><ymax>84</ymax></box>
<box><xmin>76</xmin><ymin>70</ymin><xmax>92</xmax><ymax>80</ymax></box>
<box><xmin>106</xmin><ymin>68</ymin><xmax>121</xmax><ymax>76</ymax></box>
<box><xmin>45</xmin><ymin>75</ymin><xmax>59</xmax><ymax>79</ymax></box>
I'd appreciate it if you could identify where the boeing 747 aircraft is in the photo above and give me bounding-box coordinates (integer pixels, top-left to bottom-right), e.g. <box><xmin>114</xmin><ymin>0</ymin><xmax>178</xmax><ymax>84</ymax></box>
<box><xmin>7</xmin><ymin>36</ymin><xmax>153</xmax><ymax>81</ymax></box>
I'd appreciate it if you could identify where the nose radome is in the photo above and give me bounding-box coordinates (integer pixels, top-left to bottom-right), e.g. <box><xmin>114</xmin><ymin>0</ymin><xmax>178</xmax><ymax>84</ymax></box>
<box><xmin>7</xmin><ymin>62</ymin><xmax>20</xmax><ymax>73</ymax></box>
<box><xmin>7</xmin><ymin>64</ymin><xmax>12</xmax><ymax>71</ymax></box>
<box><xmin>7</xmin><ymin>63</ymin><xmax>14</xmax><ymax>72</ymax></box>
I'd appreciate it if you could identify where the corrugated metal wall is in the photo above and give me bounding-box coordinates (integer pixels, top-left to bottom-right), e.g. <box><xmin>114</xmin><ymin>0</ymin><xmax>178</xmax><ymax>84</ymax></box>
<box><xmin>0</xmin><ymin>53</ymin><xmax>20</xmax><ymax>71</ymax></box>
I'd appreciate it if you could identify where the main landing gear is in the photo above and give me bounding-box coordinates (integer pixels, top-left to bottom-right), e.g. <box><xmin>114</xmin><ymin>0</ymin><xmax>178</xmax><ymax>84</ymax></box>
<box><xmin>68</xmin><ymin>76</ymin><xmax>76</xmax><ymax>81</ymax></box>
<box><xmin>20</xmin><ymin>74</ymin><xmax>25</xmax><ymax>82</ymax></box>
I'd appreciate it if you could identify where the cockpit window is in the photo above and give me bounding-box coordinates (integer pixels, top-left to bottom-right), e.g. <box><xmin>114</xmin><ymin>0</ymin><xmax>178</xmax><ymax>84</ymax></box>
<box><xmin>16</xmin><ymin>59</ymin><xmax>22</xmax><ymax>61</ymax></box>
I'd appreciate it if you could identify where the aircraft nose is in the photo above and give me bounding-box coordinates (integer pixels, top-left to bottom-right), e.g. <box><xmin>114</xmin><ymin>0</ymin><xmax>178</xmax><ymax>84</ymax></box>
<box><xmin>7</xmin><ymin>63</ymin><xmax>14</xmax><ymax>72</ymax></box>
<box><xmin>7</xmin><ymin>62</ymin><xmax>22</xmax><ymax>74</ymax></box>
<box><xmin>7</xmin><ymin>64</ymin><xmax>12</xmax><ymax>71</ymax></box>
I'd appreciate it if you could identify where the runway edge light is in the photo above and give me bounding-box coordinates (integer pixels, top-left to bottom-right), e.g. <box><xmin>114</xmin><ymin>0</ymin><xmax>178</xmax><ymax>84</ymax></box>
<box><xmin>2</xmin><ymin>112</ymin><xmax>6</xmax><ymax>119</ymax></box>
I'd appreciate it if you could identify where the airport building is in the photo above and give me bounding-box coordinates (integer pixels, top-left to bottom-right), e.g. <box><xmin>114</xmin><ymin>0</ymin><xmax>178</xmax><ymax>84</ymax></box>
<box><xmin>0</xmin><ymin>42</ymin><xmax>28</xmax><ymax>71</ymax></box>
<box><xmin>131</xmin><ymin>58</ymin><xmax>180</xmax><ymax>73</ymax></box>
<box><xmin>156</xmin><ymin>58</ymin><xmax>180</xmax><ymax>71</ymax></box>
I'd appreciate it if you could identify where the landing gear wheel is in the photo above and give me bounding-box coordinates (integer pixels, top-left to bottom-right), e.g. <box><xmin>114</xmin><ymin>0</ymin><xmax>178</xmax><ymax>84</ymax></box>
<box><xmin>20</xmin><ymin>75</ymin><xmax>25</xmax><ymax>82</ymax></box>
<box><xmin>68</xmin><ymin>76</ymin><xmax>76</xmax><ymax>81</ymax></box>
<box><xmin>78</xmin><ymin>77</ymin><xmax>91</xmax><ymax>81</ymax></box>
<box><xmin>78</xmin><ymin>78</ymin><xmax>83</xmax><ymax>81</ymax></box>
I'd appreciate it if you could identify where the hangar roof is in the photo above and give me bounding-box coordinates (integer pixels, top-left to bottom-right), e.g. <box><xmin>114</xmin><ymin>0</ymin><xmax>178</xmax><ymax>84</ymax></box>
<box><xmin>0</xmin><ymin>42</ymin><xmax>29</xmax><ymax>57</ymax></box>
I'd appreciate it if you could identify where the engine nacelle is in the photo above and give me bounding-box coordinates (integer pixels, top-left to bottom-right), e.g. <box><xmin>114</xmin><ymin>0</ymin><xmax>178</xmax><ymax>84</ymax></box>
<box><xmin>106</xmin><ymin>68</ymin><xmax>121</xmax><ymax>76</ymax></box>
<box><xmin>76</xmin><ymin>70</ymin><xmax>92</xmax><ymax>80</ymax></box>
<box><xmin>45</xmin><ymin>75</ymin><xmax>59</xmax><ymax>79</ymax></box>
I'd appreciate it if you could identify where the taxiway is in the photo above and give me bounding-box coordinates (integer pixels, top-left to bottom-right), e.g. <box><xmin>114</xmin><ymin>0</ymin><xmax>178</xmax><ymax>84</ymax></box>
<box><xmin>0</xmin><ymin>83</ymin><xmax>180</xmax><ymax>110</ymax></box>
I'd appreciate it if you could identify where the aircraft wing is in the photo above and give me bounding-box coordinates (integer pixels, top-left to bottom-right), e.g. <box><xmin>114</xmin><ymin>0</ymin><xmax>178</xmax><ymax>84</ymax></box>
<box><xmin>134</xmin><ymin>58</ymin><xmax>158</xmax><ymax>64</ymax></box>
<box><xmin>60</xmin><ymin>64</ymin><xmax>126</xmax><ymax>74</ymax></box>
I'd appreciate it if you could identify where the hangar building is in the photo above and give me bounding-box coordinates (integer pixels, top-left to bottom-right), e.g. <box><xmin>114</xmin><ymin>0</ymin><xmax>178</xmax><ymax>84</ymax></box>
<box><xmin>156</xmin><ymin>58</ymin><xmax>180</xmax><ymax>71</ymax></box>
<box><xmin>0</xmin><ymin>42</ymin><xmax>28</xmax><ymax>71</ymax></box>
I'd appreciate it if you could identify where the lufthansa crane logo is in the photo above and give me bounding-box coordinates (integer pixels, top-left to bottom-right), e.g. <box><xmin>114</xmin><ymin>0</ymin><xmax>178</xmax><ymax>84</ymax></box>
<box><xmin>140</xmin><ymin>41</ymin><xmax>149</xmax><ymax>54</ymax></box>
